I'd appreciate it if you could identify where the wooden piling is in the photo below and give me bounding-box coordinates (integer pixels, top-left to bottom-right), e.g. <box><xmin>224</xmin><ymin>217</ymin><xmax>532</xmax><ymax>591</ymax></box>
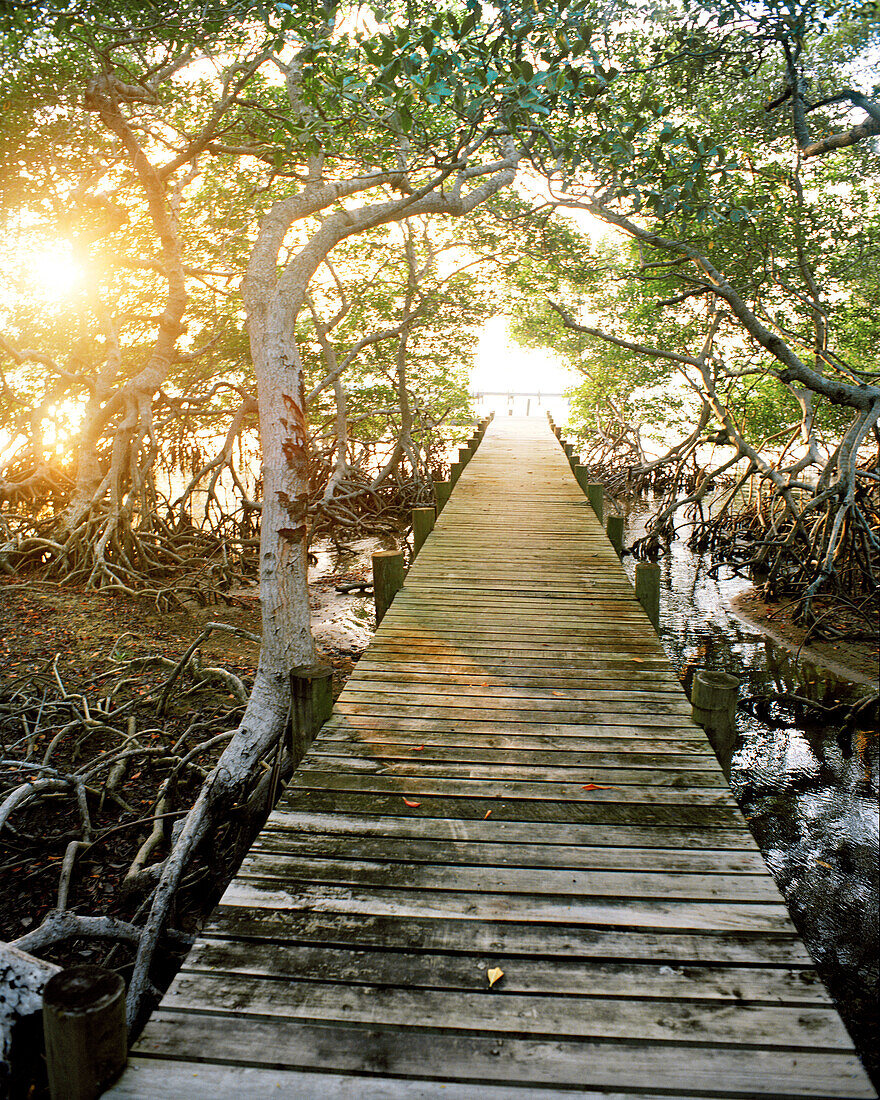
<box><xmin>433</xmin><ymin>480</ymin><xmax>451</xmax><ymax>513</ymax></box>
<box><xmin>458</xmin><ymin>445</ymin><xmax>473</xmax><ymax>464</ymax></box>
<box><xmin>289</xmin><ymin>664</ymin><xmax>334</xmax><ymax>764</ymax></box>
<box><xmin>449</xmin><ymin>460</ymin><xmax>464</xmax><ymax>485</ymax></box>
<box><xmin>691</xmin><ymin>670</ymin><xmax>740</xmax><ymax>778</ymax></box>
<box><xmin>587</xmin><ymin>483</ymin><xmax>604</xmax><ymax>523</ymax></box>
<box><xmin>635</xmin><ymin>562</ymin><xmax>660</xmax><ymax>629</ymax></box>
<box><xmin>372</xmin><ymin>549</ymin><xmax>405</xmax><ymax>626</ymax></box>
<box><xmin>563</xmin><ymin>442</ymin><xmax>574</xmax><ymax>459</ymax></box>
<box><xmin>43</xmin><ymin>965</ymin><xmax>127</xmax><ymax>1100</ymax></box>
<box><xmin>606</xmin><ymin>514</ymin><xmax>624</xmax><ymax>556</ymax></box>
<box><xmin>412</xmin><ymin>506</ymin><xmax>436</xmax><ymax>556</ymax></box>
<box><xmin>574</xmin><ymin>464</ymin><xmax>589</xmax><ymax>494</ymax></box>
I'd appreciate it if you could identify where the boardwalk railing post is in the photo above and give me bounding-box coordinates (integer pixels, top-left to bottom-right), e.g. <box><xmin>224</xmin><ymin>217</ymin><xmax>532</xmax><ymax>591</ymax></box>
<box><xmin>574</xmin><ymin>464</ymin><xmax>589</xmax><ymax>494</ymax></box>
<box><xmin>433</xmin><ymin>480</ymin><xmax>451</xmax><ymax>513</ymax></box>
<box><xmin>691</xmin><ymin>670</ymin><xmax>740</xmax><ymax>778</ymax></box>
<box><xmin>412</xmin><ymin>506</ymin><xmax>436</xmax><ymax>556</ymax></box>
<box><xmin>372</xmin><ymin>549</ymin><xmax>405</xmax><ymax>625</ymax></box>
<box><xmin>635</xmin><ymin>562</ymin><xmax>660</xmax><ymax>629</ymax></box>
<box><xmin>289</xmin><ymin>664</ymin><xmax>334</xmax><ymax>763</ymax></box>
<box><xmin>587</xmin><ymin>483</ymin><xmax>604</xmax><ymax>523</ymax></box>
<box><xmin>43</xmin><ymin>965</ymin><xmax>127</xmax><ymax>1100</ymax></box>
<box><xmin>606</xmin><ymin>514</ymin><xmax>624</xmax><ymax>556</ymax></box>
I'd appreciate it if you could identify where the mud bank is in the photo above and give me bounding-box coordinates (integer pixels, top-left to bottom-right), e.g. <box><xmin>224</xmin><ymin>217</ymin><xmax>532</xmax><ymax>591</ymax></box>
<box><xmin>729</xmin><ymin>588</ymin><xmax>877</xmax><ymax>686</ymax></box>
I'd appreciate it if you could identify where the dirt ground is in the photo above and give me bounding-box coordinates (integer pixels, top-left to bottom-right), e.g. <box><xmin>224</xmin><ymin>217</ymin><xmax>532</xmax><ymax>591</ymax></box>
<box><xmin>0</xmin><ymin>578</ymin><xmax>359</xmax><ymax>950</ymax></box>
<box><xmin>730</xmin><ymin>587</ymin><xmax>878</xmax><ymax>685</ymax></box>
<box><xmin>0</xmin><ymin>581</ymin><xmax>260</xmax><ymax>686</ymax></box>
<box><xmin>0</xmin><ymin>579</ymin><xmax>359</xmax><ymax>725</ymax></box>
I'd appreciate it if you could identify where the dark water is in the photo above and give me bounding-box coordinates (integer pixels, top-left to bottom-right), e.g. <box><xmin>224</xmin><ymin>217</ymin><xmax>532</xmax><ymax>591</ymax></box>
<box><xmin>622</xmin><ymin>498</ymin><xmax>879</xmax><ymax>1082</ymax></box>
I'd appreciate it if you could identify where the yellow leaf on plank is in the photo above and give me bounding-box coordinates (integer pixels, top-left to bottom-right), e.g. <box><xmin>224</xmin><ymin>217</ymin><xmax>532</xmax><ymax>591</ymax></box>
<box><xmin>487</xmin><ymin>967</ymin><xmax>504</xmax><ymax>988</ymax></box>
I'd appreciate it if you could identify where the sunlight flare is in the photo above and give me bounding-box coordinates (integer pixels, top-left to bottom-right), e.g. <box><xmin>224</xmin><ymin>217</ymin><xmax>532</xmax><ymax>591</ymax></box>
<box><xmin>26</xmin><ymin>243</ymin><xmax>83</xmax><ymax>302</ymax></box>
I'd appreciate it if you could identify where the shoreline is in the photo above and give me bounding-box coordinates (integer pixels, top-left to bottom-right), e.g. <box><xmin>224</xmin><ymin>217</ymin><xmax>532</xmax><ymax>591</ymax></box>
<box><xmin>728</xmin><ymin>587</ymin><xmax>878</xmax><ymax>688</ymax></box>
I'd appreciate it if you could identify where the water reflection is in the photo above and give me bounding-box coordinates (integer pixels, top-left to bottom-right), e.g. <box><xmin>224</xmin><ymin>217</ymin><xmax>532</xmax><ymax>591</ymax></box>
<box><xmin>622</xmin><ymin>497</ymin><xmax>878</xmax><ymax>1080</ymax></box>
<box><xmin>309</xmin><ymin>537</ymin><xmax>380</xmax><ymax>652</ymax></box>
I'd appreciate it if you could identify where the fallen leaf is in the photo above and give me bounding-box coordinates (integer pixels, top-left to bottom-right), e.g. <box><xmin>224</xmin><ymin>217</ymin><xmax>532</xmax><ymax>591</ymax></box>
<box><xmin>816</xmin><ymin>859</ymin><xmax>833</xmax><ymax>869</ymax></box>
<box><xmin>413</xmin><ymin>745</ymin><xmax>425</xmax><ymax>751</ymax></box>
<box><xmin>487</xmin><ymin>967</ymin><xmax>504</xmax><ymax>988</ymax></box>
<box><xmin>581</xmin><ymin>783</ymin><xmax>616</xmax><ymax>791</ymax></box>
<box><xmin>403</xmin><ymin>797</ymin><xmax>421</xmax><ymax>807</ymax></box>
<box><xmin>551</xmin><ymin>691</ymin><xmax>563</xmax><ymax>696</ymax></box>
<box><xmin>484</xmin><ymin>810</ymin><xmax>492</xmax><ymax>819</ymax></box>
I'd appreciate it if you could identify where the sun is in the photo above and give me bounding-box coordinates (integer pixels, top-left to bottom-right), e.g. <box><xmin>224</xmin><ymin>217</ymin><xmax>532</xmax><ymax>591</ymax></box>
<box><xmin>27</xmin><ymin>243</ymin><xmax>84</xmax><ymax>302</ymax></box>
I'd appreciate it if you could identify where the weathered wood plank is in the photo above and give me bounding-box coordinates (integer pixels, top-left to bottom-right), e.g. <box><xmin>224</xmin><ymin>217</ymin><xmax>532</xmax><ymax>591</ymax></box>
<box><xmin>309</xmin><ymin>746</ymin><xmax>720</xmax><ymax>770</ymax></box>
<box><xmin>275</xmin><ymin>786</ymin><xmax>757</xmax><ymax>826</ymax></box>
<box><xmin>251</xmin><ymin>833</ymin><xmax>770</xmax><ymax>873</ymax></box>
<box><xmin>109</xmin><ymin>1058</ymin><xmax>749</xmax><ymax>1100</ymax></box>
<box><xmin>339</xmin><ymin>683</ymin><xmax>693</xmax><ymax>703</ymax></box>
<box><xmin>237</xmin><ymin>851</ymin><xmax>784</xmax><ymax>903</ymax></box>
<box><xmin>349</xmin><ymin>667</ymin><xmax>685</xmax><ymax>687</ymax></box>
<box><xmin>300</xmin><ymin>756</ymin><xmax>729</xmax><ymax>784</ymax></box>
<box><xmin>317</xmin><ymin>725</ymin><xmax>716</xmax><ymax>750</ymax></box>
<box><xmin>262</xmin><ymin>809</ymin><xmax>761</xmax><ymax>850</ymax></box>
<box><xmin>183</xmin><ymin>942</ymin><xmax>829</xmax><ymax>1003</ymax></box>
<box><xmin>309</xmin><ymin>741</ymin><xmax>718</xmax><ymax>766</ymax></box>
<box><xmin>202</xmin><ymin>910</ymin><xmax>812</xmax><ymax>964</ymax></box>
<box><xmin>158</xmin><ymin>971</ymin><xmax>853</xmax><ymax>1049</ymax></box>
<box><xmin>121</xmin><ymin>1015</ymin><xmax>876</xmax><ymax>1098</ymax></box>
<box><xmin>332</xmin><ymin>703</ymin><xmax>695</xmax><ymax>725</ymax></box>
<box><xmin>286</xmin><ymin>770</ymin><xmax>737</xmax><ymax>804</ymax></box>
<box><xmin>354</xmin><ymin>656</ymin><xmax>674</xmax><ymax>674</ymax></box>
<box><xmin>219</xmin><ymin>879</ymin><xmax>795</xmax><ymax>933</ymax></box>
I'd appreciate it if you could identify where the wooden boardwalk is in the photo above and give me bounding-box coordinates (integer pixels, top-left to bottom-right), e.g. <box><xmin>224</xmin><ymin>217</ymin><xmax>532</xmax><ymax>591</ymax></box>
<box><xmin>108</xmin><ymin>417</ymin><xmax>875</xmax><ymax>1099</ymax></box>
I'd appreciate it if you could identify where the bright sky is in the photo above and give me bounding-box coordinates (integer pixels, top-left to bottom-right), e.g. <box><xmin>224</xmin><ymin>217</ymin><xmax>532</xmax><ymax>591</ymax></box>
<box><xmin>471</xmin><ymin>315</ymin><xmax>581</xmax><ymax>420</ymax></box>
<box><xmin>466</xmin><ymin>174</ymin><xmax>618</xmax><ymax>421</ymax></box>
